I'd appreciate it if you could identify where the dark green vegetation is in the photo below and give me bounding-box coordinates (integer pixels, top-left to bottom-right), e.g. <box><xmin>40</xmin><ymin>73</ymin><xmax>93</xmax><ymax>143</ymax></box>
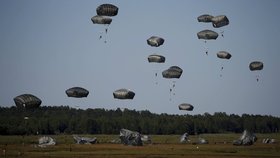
<box><xmin>0</xmin><ymin>134</ymin><xmax>280</xmax><ymax>158</ymax></box>
<box><xmin>0</xmin><ymin>106</ymin><xmax>279</xmax><ymax>135</ymax></box>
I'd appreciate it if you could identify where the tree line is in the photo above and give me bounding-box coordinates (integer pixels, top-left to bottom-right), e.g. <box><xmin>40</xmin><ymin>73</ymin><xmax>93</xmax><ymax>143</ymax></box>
<box><xmin>0</xmin><ymin>106</ymin><xmax>279</xmax><ymax>135</ymax></box>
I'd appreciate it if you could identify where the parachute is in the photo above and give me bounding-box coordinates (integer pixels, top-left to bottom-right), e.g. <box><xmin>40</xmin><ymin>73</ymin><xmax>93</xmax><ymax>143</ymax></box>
<box><xmin>96</xmin><ymin>4</ymin><xmax>118</xmax><ymax>16</ymax></box>
<box><xmin>249</xmin><ymin>61</ymin><xmax>263</xmax><ymax>71</ymax></box>
<box><xmin>217</xmin><ymin>51</ymin><xmax>232</xmax><ymax>59</ymax></box>
<box><xmin>91</xmin><ymin>15</ymin><xmax>112</xmax><ymax>25</ymax></box>
<box><xmin>119</xmin><ymin>128</ymin><xmax>143</xmax><ymax>146</ymax></box>
<box><xmin>148</xmin><ymin>54</ymin><xmax>165</xmax><ymax>63</ymax></box>
<box><xmin>217</xmin><ymin>51</ymin><xmax>232</xmax><ymax>77</ymax></box>
<box><xmin>113</xmin><ymin>89</ymin><xmax>135</xmax><ymax>99</ymax></box>
<box><xmin>148</xmin><ymin>54</ymin><xmax>166</xmax><ymax>84</ymax></box>
<box><xmin>178</xmin><ymin>103</ymin><xmax>194</xmax><ymax>111</ymax></box>
<box><xmin>162</xmin><ymin>66</ymin><xmax>183</xmax><ymax>100</ymax></box>
<box><xmin>162</xmin><ymin>66</ymin><xmax>183</xmax><ymax>79</ymax></box>
<box><xmin>197</xmin><ymin>30</ymin><xmax>219</xmax><ymax>40</ymax></box>
<box><xmin>147</xmin><ymin>36</ymin><xmax>165</xmax><ymax>47</ymax></box>
<box><xmin>197</xmin><ymin>14</ymin><xmax>214</xmax><ymax>23</ymax></box>
<box><xmin>14</xmin><ymin>94</ymin><xmax>42</xmax><ymax>109</ymax></box>
<box><xmin>211</xmin><ymin>15</ymin><xmax>229</xmax><ymax>28</ymax></box>
<box><xmin>73</xmin><ymin>135</ymin><xmax>97</xmax><ymax>144</ymax></box>
<box><xmin>233</xmin><ymin>130</ymin><xmax>257</xmax><ymax>146</ymax></box>
<box><xmin>249</xmin><ymin>61</ymin><xmax>263</xmax><ymax>82</ymax></box>
<box><xmin>66</xmin><ymin>87</ymin><xmax>89</xmax><ymax>98</ymax></box>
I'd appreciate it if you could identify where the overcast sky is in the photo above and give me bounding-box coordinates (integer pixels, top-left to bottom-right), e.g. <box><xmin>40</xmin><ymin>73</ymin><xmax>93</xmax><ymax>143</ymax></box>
<box><xmin>1</xmin><ymin>0</ymin><xmax>280</xmax><ymax>116</ymax></box>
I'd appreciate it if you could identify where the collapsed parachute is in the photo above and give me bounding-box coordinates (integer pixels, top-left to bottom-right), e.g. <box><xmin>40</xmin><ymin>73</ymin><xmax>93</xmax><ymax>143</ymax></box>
<box><xmin>178</xmin><ymin>103</ymin><xmax>194</xmax><ymax>111</ymax></box>
<box><xmin>66</xmin><ymin>87</ymin><xmax>89</xmax><ymax>98</ymax></box>
<box><xmin>197</xmin><ymin>14</ymin><xmax>214</xmax><ymax>23</ymax></box>
<box><xmin>119</xmin><ymin>128</ymin><xmax>143</xmax><ymax>146</ymax></box>
<box><xmin>38</xmin><ymin>136</ymin><xmax>56</xmax><ymax>147</ymax></box>
<box><xmin>147</xmin><ymin>36</ymin><xmax>165</xmax><ymax>47</ymax></box>
<box><xmin>233</xmin><ymin>130</ymin><xmax>257</xmax><ymax>146</ymax></box>
<box><xmin>73</xmin><ymin>135</ymin><xmax>97</xmax><ymax>144</ymax></box>
<box><xmin>14</xmin><ymin>94</ymin><xmax>42</xmax><ymax>109</ymax></box>
<box><xmin>197</xmin><ymin>30</ymin><xmax>219</xmax><ymax>40</ymax></box>
<box><xmin>113</xmin><ymin>89</ymin><xmax>135</xmax><ymax>99</ymax></box>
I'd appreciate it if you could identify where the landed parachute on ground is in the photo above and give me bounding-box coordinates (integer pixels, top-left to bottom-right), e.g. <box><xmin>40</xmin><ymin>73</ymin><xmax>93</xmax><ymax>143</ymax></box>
<box><xmin>180</xmin><ymin>132</ymin><xmax>190</xmax><ymax>143</ymax></box>
<box><xmin>197</xmin><ymin>30</ymin><xmax>219</xmax><ymax>40</ymax></box>
<box><xmin>178</xmin><ymin>103</ymin><xmax>194</xmax><ymax>111</ymax></box>
<box><xmin>233</xmin><ymin>130</ymin><xmax>257</xmax><ymax>146</ymax></box>
<box><xmin>211</xmin><ymin>15</ymin><xmax>229</xmax><ymax>28</ymax></box>
<box><xmin>119</xmin><ymin>128</ymin><xmax>143</xmax><ymax>146</ymax></box>
<box><xmin>249</xmin><ymin>61</ymin><xmax>263</xmax><ymax>71</ymax></box>
<box><xmin>113</xmin><ymin>89</ymin><xmax>135</xmax><ymax>99</ymax></box>
<box><xmin>197</xmin><ymin>14</ymin><xmax>214</xmax><ymax>23</ymax></box>
<box><xmin>217</xmin><ymin>51</ymin><xmax>232</xmax><ymax>59</ymax></box>
<box><xmin>66</xmin><ymin>87</ymin><xmax>89</xmax><ymax>98</ymax></box>
<box><xmin>14</xmin><ymin>94</ymin><xmax>42</xmax><ymax>109</ymax></box>
<box><xmin>96</xmin><ymin>4</ymin><xmax>118</xmax><ymax>16</ymax></box>
<box><xmin>73</xmin><ymin>135</ymin><xmax>97</xmax><ymax>144</ymax></box>
<box><xmin>38</xmin><ymin>136</ymin><xmax>56</xmax><ymax>148</ymax></box>
<box><xmin>148</xmin><ymin>54</ymin><xmax>165</xmax><ymax>63</ymax></box>
<box><xmin>162</xmin><ymin>66</ymin><xmax>183</xmax><ymax>79</ymax></box>
<box><xmin>147</xmin><ymin>36</ymin><xmax>165</xmax><ymax>47</ymax></box>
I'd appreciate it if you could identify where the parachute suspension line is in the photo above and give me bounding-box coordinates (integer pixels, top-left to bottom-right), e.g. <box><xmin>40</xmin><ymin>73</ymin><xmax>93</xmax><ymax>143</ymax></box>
<box><xmin>255</xmin><ymin>74</ymin><xmax>260</xmax><ymax>82</ymax></box>
<box><xmin>220</xmin><ymin>64</ymin><xmax>224</xmax><ymax>77</ymax></box>
<box><xmin>220</xmin><ymin>30</ymin><xmax>224</xmax><ymax>37</ymax></box>
<box><xmin>154</xmin><ymin>69</ymin><xmax>159</xmax><ymax>85</ymax></box>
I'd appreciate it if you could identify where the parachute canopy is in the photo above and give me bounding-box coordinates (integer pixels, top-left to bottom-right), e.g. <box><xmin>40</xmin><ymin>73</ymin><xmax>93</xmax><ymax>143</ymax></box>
<box><xmin>73</xmin><ymin>135</ymin><xmax>97</xmax><ymax>144</ymax></box>
<box><xmin>38</xmin><ymin>136</ymin><xmax>56</xmax><ymax>147</ymax></box>
<box><xmin>148</xmin><ymin>54</ymin><xmax>165</xmax><ymax>63</ymax></box>
<box><xmin>14</xmin><ymin>94</ymin><xmax>42</xmax><ymax>109</ymax></box>
<box><xmin>169</xmin><ymin>66</ymin><xmax>183</xmax><ymax>73</ymax></box>
<box><xmin>233</xmin><ymin>130</ymin><xmax>257</xmax><ymax>146</ymax></box>
<box><xmin>211</xmin><ymin>15</ymin><xmax>229</xmax><ymax>28</ymax></box>
<box><xmin>113</xmin><ymin>89</ymin><xmax>135</xmax><ymax>99</ymax></box>
<box><xmin>119</xmin><ymin>128</ymin><xmax>143</xmax><ymax>146</ymax></box>
<box><xmin>197</xmin><ymin>14</ymin><xmax>214</xmax><ymax>23</ymax></box>
<box><xmin>217</xmin><ymin>51</ymin><xmax>232</xmax><ymax>59</ymax></box>
<box><xmin>96</xmin><ymin>4</ymin><xmax>118</xmax><ymax>16</ymax></box>
<box><xmin>162</xmin><ymin>66</ymin><xmax>183</xmax><ymax>79</ymax></box>
<box><xmin>147</xmin><ymin>36</ymin><xmax>165</xmax><ymax>47</ymax></box>
<box><xmin>197</xmin><ymin>30</ymin><xmax>219</xmax><ymax>40</ymax></box>
<box><xmin>91</xmin><ymin>15</ymin><xmax>112</xmax><ymax>25</ymax></box>
<box><xmin>178</xmin><ymin>103</ymin><xmax>194</xmax><ymax>111</ymax></box>
<box><xmin>180</xmin><ymin>132</ymin><xmax>190</xmax><ymax>143</ymax></box>
<box><xmin>249</xmin><ymin>61</ymin><xmax>263</xmax><ymax>71</ymax></box>
<box><xmin>66</xmin><ymin>87</ymin><xmax>89</xmax><ymax>98</ymax></box>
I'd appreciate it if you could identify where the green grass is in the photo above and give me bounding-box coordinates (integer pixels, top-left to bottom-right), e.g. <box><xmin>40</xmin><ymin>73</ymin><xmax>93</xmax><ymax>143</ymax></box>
<box><xmin>0</xmin><ymin>133</ymin><xmax>279</xmax><ymax>158</ymax></box>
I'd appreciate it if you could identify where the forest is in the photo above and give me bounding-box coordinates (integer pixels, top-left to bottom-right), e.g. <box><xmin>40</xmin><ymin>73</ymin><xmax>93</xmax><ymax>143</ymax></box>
<box><xmin>0</xmin><ymin>106</ymin><xmax>279</xmax><ymax>135</ymax></box>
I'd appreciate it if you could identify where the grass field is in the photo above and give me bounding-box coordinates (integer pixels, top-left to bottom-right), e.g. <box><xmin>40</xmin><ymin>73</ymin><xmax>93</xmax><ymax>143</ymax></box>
<box><xmin>0</xmin><ymin>133</ymin><xmax>279</xmax><ymax>158</ymax></box>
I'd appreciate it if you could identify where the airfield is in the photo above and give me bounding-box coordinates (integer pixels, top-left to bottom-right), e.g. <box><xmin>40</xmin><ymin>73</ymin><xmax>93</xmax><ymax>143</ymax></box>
<box><xmin>1</xmin><ymin>134</ymin><xmax>279</xmax><ymax>158</ymax></box>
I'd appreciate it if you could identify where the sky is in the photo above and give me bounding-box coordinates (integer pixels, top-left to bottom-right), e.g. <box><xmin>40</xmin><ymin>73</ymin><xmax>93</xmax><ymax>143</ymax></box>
<box><xmin>0</xmin><ymin>0</ymin><xmax>280</xmax><ymax>117</ymax></box>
